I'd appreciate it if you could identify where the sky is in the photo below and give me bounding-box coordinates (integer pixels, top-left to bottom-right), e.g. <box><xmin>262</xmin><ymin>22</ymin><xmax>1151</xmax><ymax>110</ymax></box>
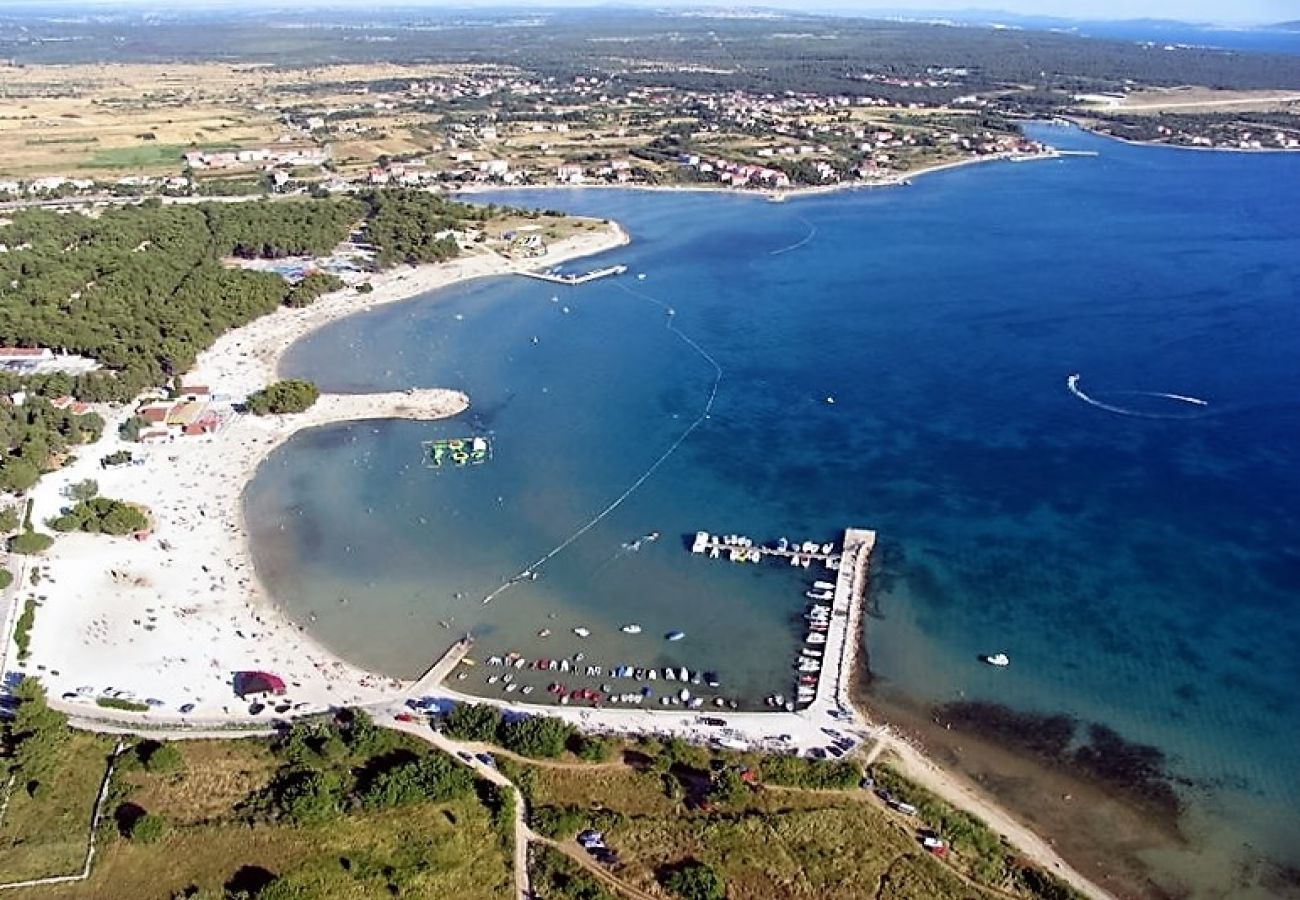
<box><xmin>20</xmin><ymin>0</ymin><xmax>1300</xmax><ymax>26</ymax></box>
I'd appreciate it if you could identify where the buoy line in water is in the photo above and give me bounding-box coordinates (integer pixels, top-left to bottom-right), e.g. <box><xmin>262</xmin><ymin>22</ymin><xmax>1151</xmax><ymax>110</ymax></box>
<box><xmin>480</xmin><ymin>281</ymin><xmax>723</xmax><ymax>604</ymax></box>
<box><xmin>769</xmin><ymin>215</ymin><xmax>817</xmax><ymax>256</ymax></box>
<box><xmin>1067</xmin><ymin>373</ymin><xmax>1210</xmax><ymax>420</ymax></box>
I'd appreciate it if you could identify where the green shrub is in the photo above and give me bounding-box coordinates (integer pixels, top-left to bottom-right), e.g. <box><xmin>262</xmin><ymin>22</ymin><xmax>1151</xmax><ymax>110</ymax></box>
<box><xmin>246</xmin><ymin>379</ymin><xmax>320</xmax><ymax>415</ymax></box>
<box><xmin>139</xmin><ymin>741</ymin><xmax>185</xmax><ymax>774</ymax></box>
<box><xmin>759</xmin><ymin>753</ymin><xmax>861</xmax><ymax>790</ymax></box>
<box><xmin>361</xmin><ymin>752</ymin><xmax>473</xmax><ymax>809</ymax></box>
<box><xmin>270</xmin><ymin>768</ymin><xmax>345</xmax><ymax>825</ymax></box>
<box><xmin>128</xmin><ymin>812</ymin><xmax>168</xmax><ymax>843</ymax></box>
<box><xmin>12</xmin><ymin>596</ymin><xmax>34</xmax><ymax>659</ymax></box>
<box><xmin>498</xmin><ymin>715</ymin><xmax>574</xmax><ymax>759</ymax></box>
<box><xmin>9</xmin><ymin>530</ymin><xmax>54</xmax><ymax>555</ymax></box>
<box><xmin>0</xmin><ymin>568</ymin><xmax>13</xmax><ymax>589</ymax></box>
<box><xmin>444</xmin><ymin>702</ymin><xmax>503</xmax><ymax>743</ymax></box>
<box><xmin>664</xmin><ymin>861</ymin><xmax>725</xmax><ymax>900</ymax></box>
<box><xmin>97</xmin><ymin>697</ymin><xmax>149</xmax><ymax>712</ymax></box>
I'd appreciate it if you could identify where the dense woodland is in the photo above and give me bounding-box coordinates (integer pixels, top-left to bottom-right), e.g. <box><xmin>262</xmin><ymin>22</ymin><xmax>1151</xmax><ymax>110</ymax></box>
<box><xmin>4</xmin><ymin>8</ymin><xmax>1300</xmax><ymax>102</ymax></box>
<box><xmin>0</xmin><ymin>190</ymin><xmax>498</xmax><ymax>486</ymax></box>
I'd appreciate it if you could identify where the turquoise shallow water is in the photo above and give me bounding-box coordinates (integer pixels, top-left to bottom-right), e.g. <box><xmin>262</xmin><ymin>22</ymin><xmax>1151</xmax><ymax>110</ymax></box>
<box><xmin>249</xmin><ymin>125</ymin><xmax>1300</xmax><ymax>896</ymax></box>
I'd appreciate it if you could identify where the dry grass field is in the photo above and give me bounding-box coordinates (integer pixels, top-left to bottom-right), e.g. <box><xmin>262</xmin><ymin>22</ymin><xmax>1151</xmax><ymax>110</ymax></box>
<box><xmin>0</xmin><ymin>61</ymin><xmax>497</xmax><ymax>178</ymax></box>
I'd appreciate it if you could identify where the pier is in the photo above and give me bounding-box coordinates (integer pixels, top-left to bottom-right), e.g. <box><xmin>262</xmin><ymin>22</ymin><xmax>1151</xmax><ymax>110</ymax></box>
<box><xmin>408</xmin><ymin>636</ymin><xmax>474</xmax><ymax>697</ymax></box>
<box><xmin>517</xmin><ymin>263</ymin><xmax>628</xmax><ymax>285</ymax></box>
<box><xmin>812</xmin><ymin>528</ymin><xmax>875</xmax><ymax>714</ymax></box>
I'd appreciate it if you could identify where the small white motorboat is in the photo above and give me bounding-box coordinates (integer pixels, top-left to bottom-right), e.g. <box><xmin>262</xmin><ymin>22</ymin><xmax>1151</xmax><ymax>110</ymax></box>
<box><xmin>573</xmin><ymin>627</ymin><xmax>591</xmax><ymax>638</ymax></box>
<box><xmin>621</xmin><ymin>624</ymin><xmax>642</xmax><ymax>634</ymax></box>
<box><xmin>983</xmin><ymin>652</ymin><xmax>1010</xmax><ymax>668</ymax></box>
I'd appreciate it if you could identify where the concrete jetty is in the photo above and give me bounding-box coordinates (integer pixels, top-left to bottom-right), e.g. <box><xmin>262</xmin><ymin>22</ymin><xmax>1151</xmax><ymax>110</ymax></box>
<box><xmin>408</xmin><ymin>636</ymin><xmax>474</xmax><ymax>697</ymax></box>
<box><xmin>809</xmin><ymin>528</ymin><xmax>876</xmax><ymax>714</ymax></box>
<box><xmin>517</xmin><ymin>263</ymin><xmax>628</xmax><ymax>285</ymax></box>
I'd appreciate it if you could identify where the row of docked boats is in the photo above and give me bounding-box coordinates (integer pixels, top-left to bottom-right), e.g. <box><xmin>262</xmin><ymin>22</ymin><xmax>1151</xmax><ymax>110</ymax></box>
<box><xmin>691</xmin><ymin>531</ymin><xmax>843</xmax><ymax>570</ymax></box>
<box><xmin>794</xmin><ymin>594</ymin><xmax>834</xmax><ymax>707</ymax></box>
<box><xmin>483</xmin><ymin>654</ymin><xmax>718</xmax><ymax>686</ymax></box>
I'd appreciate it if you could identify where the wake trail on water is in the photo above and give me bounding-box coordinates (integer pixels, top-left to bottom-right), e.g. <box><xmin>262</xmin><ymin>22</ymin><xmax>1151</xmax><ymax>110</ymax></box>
<box><xmin>480</xmin><ymin>282</ymin><xmax>722</xmax><ymax>604</ymax></box>
<box><xmin>769</xmin><ymin>216</ymin><xmax>817</xmax><ymax>256</ymax></box>
<box><xmin>1067</xmin><ymin>374</ymin><xmax>1210</xmax><ymax>420</ymax></box>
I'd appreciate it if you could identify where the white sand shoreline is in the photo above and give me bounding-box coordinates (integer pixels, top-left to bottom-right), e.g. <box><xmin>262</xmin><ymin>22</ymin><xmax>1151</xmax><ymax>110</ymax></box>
<box><xmin>20</xmin><ymin>224</ymin><xmax>629</xmax><ymax>725</ymax></box>
<box><xmin>11</xmin><ymin>207</ymin><xmax>1113</xmax><ymax>899</ymax></box>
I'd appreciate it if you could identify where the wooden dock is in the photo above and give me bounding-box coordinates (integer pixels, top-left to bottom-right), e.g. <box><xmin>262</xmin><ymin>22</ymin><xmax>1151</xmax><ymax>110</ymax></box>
<box><xmin>408</xmin><ymin>637</ymin><xmax>474</xmax><ymax>697</ymax></box>
<box><xmin>691</xmin><ymin>531</ymin><xmax>841</xmax><ymax>568</ymax></box>
<box><xmin>517</xmin><ymin>264</ymin><xmax>628</xmax><ymax>285</ymax></box>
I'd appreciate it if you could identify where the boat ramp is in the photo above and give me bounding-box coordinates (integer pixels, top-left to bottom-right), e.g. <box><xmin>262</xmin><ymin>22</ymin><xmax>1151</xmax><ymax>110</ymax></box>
<box><xmin>517</xmin><ymin>263</ymin><xmax>628</xmax><ymax>285</ymax></box>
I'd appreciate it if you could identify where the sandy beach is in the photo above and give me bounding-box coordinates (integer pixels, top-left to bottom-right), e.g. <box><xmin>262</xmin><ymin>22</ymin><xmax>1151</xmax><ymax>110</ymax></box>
<box><xmin>20</xmin><ymin>224</ymin><xmax>629</xmax><ymax>725</ymax></box>
<box><xmin>9</xmin><ymin>207</ymin><xmax>1115</xmax><ymax>899</ymax></box>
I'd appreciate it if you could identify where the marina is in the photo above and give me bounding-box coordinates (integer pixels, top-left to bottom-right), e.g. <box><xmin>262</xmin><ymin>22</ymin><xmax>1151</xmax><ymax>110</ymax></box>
<box><xmin>516</xmin><ymin>263</ymin><xmax>629</xmax><ymax>285</ymax></box>
<box><xmin>422</xmin><ymin>528</ymin><xmax>876</xmax><ymax>719</ymax></box>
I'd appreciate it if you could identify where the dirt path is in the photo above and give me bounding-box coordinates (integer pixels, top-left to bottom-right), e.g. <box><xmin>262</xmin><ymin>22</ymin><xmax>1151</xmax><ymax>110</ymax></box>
<box><xmin>534</xmin><ymin>835</ymin><xmax>663</xmax><ymax>900</ymax></box>
<box><xmin>389</xmin><ymin>724</ymin><xmax>531</xmax><ymax>900</ymax></box>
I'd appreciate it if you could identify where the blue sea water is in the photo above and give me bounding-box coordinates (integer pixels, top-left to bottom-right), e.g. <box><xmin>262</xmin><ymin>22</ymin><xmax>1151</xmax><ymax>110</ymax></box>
<box><xmin>249</xmin><ymin>125</ymin><xmax>1300</xmax><ymax>896</ymax></box>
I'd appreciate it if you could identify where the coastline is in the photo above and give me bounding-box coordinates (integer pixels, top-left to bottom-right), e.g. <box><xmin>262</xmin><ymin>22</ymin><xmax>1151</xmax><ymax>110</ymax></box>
<box><xmin>10</xmin><ymin>203</ymin><xmax>1120</xmax><ymax>898</ymax></box>
<box><xmin>21</xmin><ymin>224</ymin><xmax>630</xmax><ymax>726</ymax></box>
<box><xmin>858</xmin><ymin>680</ymin><xmax>1177</xmax><ymax>900</ymax></box>
<box><xmin>1065</xmin><ymin>117</ymin><xmax>1300</xmax><ymax>154</ymax></box>
<box><xmin>454</xmin><ymin>149</ymin><xmax>1064</xmax><ymax>204</ymax></box>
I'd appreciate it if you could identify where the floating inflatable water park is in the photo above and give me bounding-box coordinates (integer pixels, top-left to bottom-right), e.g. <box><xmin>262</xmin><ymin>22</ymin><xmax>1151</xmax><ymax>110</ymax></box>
<box><xmin>423</xmin><ymin>436</ymin><xmax>492</xmax><ymax>469</ymax></box>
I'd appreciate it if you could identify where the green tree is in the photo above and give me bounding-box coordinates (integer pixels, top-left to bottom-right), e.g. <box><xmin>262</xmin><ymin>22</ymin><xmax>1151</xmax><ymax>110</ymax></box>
<box><xmin>444</xmin><ymin>702</ymin><xmax>503</xmax><ymax>743</ymax></box>
<box><xmin>67</xmin><ymin>478</ymin><xmax>99</xmax><ymax>502</ymax></box>
<box><xmin>0</xmin><ymin>458</ymin><xmax>40</xmax><ymax>493</ymax></box>
<box><xmin>8</xmin><ymin>678</ymin><xmax>70</xmax><ymax>778</ymax></box>
<box><xmin>707</xmin><ymin>768</ymin><xmax>749</xmax><ymax>807</ymax></box>
<box><xmin>272</xmin><ymin>768</ymin><xmax>344</xmax><ymax>825</ymax></box>
<box><xmin>128</xmin><ymin>812</ymin><xmax>168</xmax><ymax>843</ymax></box>
<box><xmin>362</xmin><ymin>752</ymin><xmax>474</xmax><ymax>809</ymax></box>
<box><xmin>664</xmin><ymin>861</ymin><xmax>726</xmax><ymax>900</ymax></box>
<box><xmin>0</xmin><ymin>568</ymin><xmax>12</xmax><ymax>590</ymax></box>
<box><xmin>9</xmin><ymin>530</ymin><xmax>54</xmax><ymax>555</ymax></box>
<box><xmin>0</xmin><ymin>504</ymin><xmax>20</xmax><ymax>532</ymax></box>
<box><xmin>572</xmin><ymin>734</ymin><xmax>615</xmax><ymax>763</ymax></box>
<box><xmin>245</xmin><ymin>380</ymin><xmax>320</xmax><ymax>415</ymax></box>
<box><xmin>499</xmin><ymin>715</ymin><xmax>574</xmax><ymax>759</ymax></box>
<box><xmin>139</xmin><ymin>741</ymin><xmax>185</xmax><ymax>774</ymax></box>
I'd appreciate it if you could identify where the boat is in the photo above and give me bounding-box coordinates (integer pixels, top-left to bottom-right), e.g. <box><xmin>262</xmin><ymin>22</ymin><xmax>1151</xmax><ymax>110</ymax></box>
<box><xmin>983</xmin><ymin>652</ymin><xmax>1011</xmax><ymax>668</ymax></box>
<box><xmin>813</xmin><ymin>580</ymin><xmax>836</xmax><ymax>590</ymax></box>
<box><xmin>537</xmin><ymin>629</ymin><xmax>551</xmax><ymax>637</ymax></box>
<box><xmin>621</xmin><ymin>624</ymin><xmax>642</xmax><ymax>634</ymax></box>
<box><xmin>666</xmin><ymin>630</ymin><xmax>686</xmax><ymax>642</ymax></box>
<box><xmin>806</xmin><ymin>633</ymin><xmax>827</xmax><ymax>645</ymax></box>
<box><xmin>678</xmin><ymin>688</ymin><xmax>692</xmax><ymax>702</ymax></box>
<box><xmin>573</xmin><ymin>627</ymin><xmax>591</xmax><ymax>638</ymax></box>
<box><xmin>806</xmin><ymin>590</ymin><xmax>833</xmax><ymax>601</ymax></box>
<box><xmin>505</xmin><ymin>683</ymin><xmax>519</xmax><ymax>693</ymax></box>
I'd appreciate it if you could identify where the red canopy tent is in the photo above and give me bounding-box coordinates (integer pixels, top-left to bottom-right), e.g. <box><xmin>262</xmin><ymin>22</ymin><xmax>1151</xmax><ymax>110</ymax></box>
<box><xmin>233</xmin><ymin>671</ymin><xmax>287</xmax><ymax>699</ymax></box>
